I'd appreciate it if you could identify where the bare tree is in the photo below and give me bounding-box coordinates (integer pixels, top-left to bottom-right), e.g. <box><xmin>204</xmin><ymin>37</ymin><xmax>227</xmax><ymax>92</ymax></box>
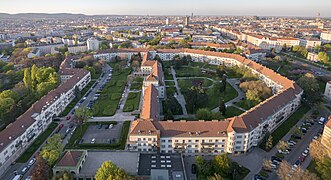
<box><xmin>277</xmin><ymin>161</ymin><xmax>292</xmax><ymax>180</ymax></box>
<box><xmin>262</xmin><ymin>159</ymin><xmax>272</xmax><ymax>171</ymax></box>
<box><xmin>276</xmin><ymin>140</ymin><xmax>289</xmax><ymax>151</ymax></box>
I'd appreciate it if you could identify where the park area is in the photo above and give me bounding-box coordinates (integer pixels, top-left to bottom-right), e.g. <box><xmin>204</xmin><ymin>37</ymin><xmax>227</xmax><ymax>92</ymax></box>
<box><xmin>92</xmin><ymin>65</ymin><xmax>131</xmax><ymax>116</ymax></box>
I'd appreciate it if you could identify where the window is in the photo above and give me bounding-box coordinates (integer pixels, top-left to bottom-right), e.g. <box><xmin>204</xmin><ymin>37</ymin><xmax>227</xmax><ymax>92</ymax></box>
<box><xmin>188</xmin><ymin>140</ymin><xmax>191</xmax><ymax>142</ymax></box>
<box><xmin>168</xmin><ymin>145</ymin><xmax>172</xmax><ymax>148</ymax></box>
<box><xmin>175</xmin><ymin>140</ymin><xmax>178</xmax><ymax>142</ymax></box>
<box><xmin>161</xmin><ymin>145</ymin><xmax>165</xmax><ymax>148</ymax></box>
<box><xmin>195</xmin><ymin>140</ymin><xmax>199</xmax><ymax>142</ymax></box>
<box><xmin>143</xmin><ymin>138</ymin><xmax>146</xmax><ymax>141</ymax></box>
<box><xmin>195</xmin><ymin>150</ymin><xmax>199</xmax><ymax>153</ymax></box>
<box><xmin>236</xmin><ymin>135</ymin><xmax>242</xmax><ymax>139</ymax></box>
<box><xmin>148</xmin><ymin>138</ymin><xmax>151</xmax><ymax>141</ymax></box>
<box><xmin>222</xmin><ymin>139</ymin><xmax>225</xmax><ymax>142</ymax></box>
<box><xmin>168</xmin><ymin>140</ymin><xmax>172</xmax><ymax>142</ymax></box>
<box><xmin>209</xmin><ymin>139</ymin><xmax>212</xmax><ymax>142</ymax></box>
<box><xmin>215</xmin><ymin>140</ymin><xmax>218</xmax><ymax>142</ymax></box>
<box><xmin>161</xmin><ymin>140</ymin><xmax>166</xmax><ymax>142</ymax></box>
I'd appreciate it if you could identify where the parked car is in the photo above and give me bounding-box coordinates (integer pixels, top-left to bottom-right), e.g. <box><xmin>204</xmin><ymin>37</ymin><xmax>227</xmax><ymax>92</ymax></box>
<box><xmin>302</xmin><ymin>149</ymin><xmax>309</xmax><ymax>157</ymax></box>
<box><xmin>21</xmin><ymin>166</ymin><xmax>29</xmax><ymax>174</ymax></box>
<box><xmin>66</xmin><ymin>116</ymin><xmax>71</xmax><ymax>120</ymax></box>
<box><xmin>91</xmin><ymin>138</ymin><xmax>96</xmax><ymax>144</ymax></box>
<box><xmin>293</xmin><ymin>160</ymin><xmax>301</xmax><ymax>168</ymax></box>
<box><xmin>109</xmin><ymin>124</ymin><xmax>113</xmax><ymax>129</ymax></box>
<box><xmin>28</xmin><ymin>158</ymin><xmax>36</xmax><ymax>166</ymax></box>
<box><xmin>191</xmin><ymin>164</ymin><xmax>197</xmax><ymax>174</ymax></box>
<box><xmin>278</xmin><ymin>149</ymin><xmax>290</xmax><ymax>154</ymax></box>
<box><xmin>319</xmin><ymin>117</ymin><xmax>326</xmax><ymax>125</ymax></box>
<box><xmin>291</xmin><ymin>135</ymin><xmax>302</xmax><ymax>139</ymax></box>
<box><xmin>271</xmin><ymin>156</ymin><xmax>282</xmax><ymax>162</ymax></box>
<box><xmin>299</xmin><ymin>155</ymin><xmax>306</xmax><ymax>162</ymax></box>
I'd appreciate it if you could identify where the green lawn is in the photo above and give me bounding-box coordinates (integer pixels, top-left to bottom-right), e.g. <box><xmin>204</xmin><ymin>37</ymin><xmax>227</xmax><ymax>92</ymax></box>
<box><xmin>17</xmin><ymin>122</ymin><xmax>58</xmax><ymax>163</ymax></box>
<box><xmin>235</xmin><ymin>99</ymin><xmax>256</xmax><ymax>110</ymax></box>
<box><xmin>65</xmin><ymin>121</ymin><xmax>130</xmax><ymax>150</ymax></box>
<box><xmin>178</xmin><ymin>78</ymin><xmax>214</xmax><ymax>88</ymax></box>
<box><xmin>92</xmin><ymin>68</ymin><xmax>130</xmax><ymax>116</ymax></box>
<box><xmin>123</xmin><ymin>92</ymin><xmax>141</xmax><ymax>112</ymax></box>
<box><xmin>130</xmin><ymin>77</ymin><xmax>143</xmax><ymax>91</ymax></box>
<box><xmin>60</xmin><ymin>79</ymin><xmax>96</xmax><ymax>117</ymax></box>
<box><xmin>225</xmin><ymin>106</ymin><xmax>244</xmax><ymax>118</ymax></box>
<box><xmin>259</xmin><ymin>105</ymin><xmax>311</xmax><ymax>151</ymax></box>
<box><xmin>165</xmin><ymin>81</ymin><xmax>175</xmax><ymax>86</ymax></box>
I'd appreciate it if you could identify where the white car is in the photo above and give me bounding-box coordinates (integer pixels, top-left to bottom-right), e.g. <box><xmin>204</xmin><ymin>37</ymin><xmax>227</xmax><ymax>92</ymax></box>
<box><xmin>28</xmin><ymin>158</ymin><xmax>36</xmax><ymax>166</ymax></box>
<box><xmin>91</xmin><ymin>138</ymin><xmax>96</xmax><ymax>144</ymax></box>
<box><xmin>109</xmin><ymin>124</ymin><xmax>113</xmax><ymax>129</ymax></box>
<box><xmin>21</xmin><ymin>167</ymin><xmax>28</xmax><ymax>174</ymax></box>
<box><xmin>302</xmin><ymin>149</ymin><xmax>309</xmax><ymax>157</ymax></box>
<box><xmin>278</xmin><ymin>149</ymin><xmax>290</xmax><ymax>154</ymax></box>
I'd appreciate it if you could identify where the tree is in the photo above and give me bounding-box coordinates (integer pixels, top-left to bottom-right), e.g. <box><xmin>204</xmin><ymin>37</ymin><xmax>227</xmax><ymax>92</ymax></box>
<box><xmin>95</xmin><ymin>161</ymin><xmax>133</xmax><ymax>180</ymax></box>
<box><xmin>196</xmin><ymin>108</ymin><xmax>212</xmax><ymax>120</ymax></box>
<box><xmin>23</xmin><ymin>68</ymin><xmax>32</xmax><ymax>89</ymax></box>
<box><xmin>75</xmin><ymin>107</ymin><xmax>92</xmax><ymax>125</ymax></box>
<box><xmin>310</xmin><ymin>138</ymin><xmax>331</xmax><ymax>179</ymax></box>
<box><xmin>41</xmin><ymin>134</ymin><xmax>63</xmax><ymax>166</ymax></box>
<box><xmin>31</xmin><ymin>153</ymin><xmax>50</xmax><ymax>180</ymax></box>
<box><xmin>213</xmin><ymin>154</ymin><xmax>232</xmax><ymax>176</ymax></box>
<box><xmin>297</xmin><ymin>73</ymin><xmax>320</xmax><ymax>106</ymax></box>
<box><xmin>36</xmin><ymin>82</ymin><xmax>57</xmax><ymax>97</ymax></box>
<box><xmin>276</xmin><ymin>141</ymin><xmax>289</xmax><ymax>152</ymax></box>
<box><xmin>277</xmin><ymin>161</ymin><xmax>318</xmax><ymax>180</ymax></box>
<box><xmin>277</xmin><ymin>161</ymin><xmax>292</xmax><ymax>180</ymax></box>
<box><xmin>31</xmin><ymin>64</ymin><xmax>38</xmax><ymax>89</ymax></box>
<box><xmin>0</xmin><ymin>90</ymin><xmax>19</xmax><ymax>102</ymax></box>
<box><xmin>262</xmin><ymin>159</ymin><xmax>272</xmax><ymax>171</ymax></box>
<box><xmin>219</xmin><ymin>100</ymin><xmax>226</xmax><ymax>115</ymax></box>
<box><xmin>316</xmin><ymin>157</ymin><xmax>331</xmax><ymax>180</ymax></box>
<box><xmin>318</xmin><ymin>51</ymin><xmax>330</xmax><ymax>63</ymax></box>
<box><xmin>55</xmin><ymin>171</ymin><xmax>74</xmax><ymax>180</ymax></box>
<box><xmin>208</xmin><ymin>173</ymin><xmax>223</xmax><ymax>180</ymax></box>
<box><xmin>266</xmin><ymin>135</ymin><xmax>273</xmax><ymax>151</ymax></box>
<box><xmin>240</xmin><ymin>80</ymin><xmax>272</xmax><ymax>104</ymax></box>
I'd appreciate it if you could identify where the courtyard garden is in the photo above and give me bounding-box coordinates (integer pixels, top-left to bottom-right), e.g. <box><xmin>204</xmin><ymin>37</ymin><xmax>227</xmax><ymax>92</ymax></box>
<box><xmin>92</xmin><ymin>63</ymin><xmax>131</xmax><ymax>116</ymax></box>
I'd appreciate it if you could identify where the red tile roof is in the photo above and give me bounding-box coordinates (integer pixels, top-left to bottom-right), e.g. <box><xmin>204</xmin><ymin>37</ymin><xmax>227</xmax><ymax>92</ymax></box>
<box><xmin>141</xmin><ymin>85</ymin><xmax>159</xmax><ymax>120</ymax></box>
<box><xmin>0</xmin><ymin>68</ymin><xmax>89</xmax><ymax>152</ymax></box>
<box><xmin>57</xmin><ymin>151</ymin><xmax>84</xmax><ymax>167</ymax></box>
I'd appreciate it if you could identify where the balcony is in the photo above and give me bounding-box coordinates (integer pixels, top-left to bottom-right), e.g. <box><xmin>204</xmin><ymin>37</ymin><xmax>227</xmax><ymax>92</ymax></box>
<box><xmin>201</xmin><ymin>142</ymin><xmax>215</xmax><ymax>146</ymax></box>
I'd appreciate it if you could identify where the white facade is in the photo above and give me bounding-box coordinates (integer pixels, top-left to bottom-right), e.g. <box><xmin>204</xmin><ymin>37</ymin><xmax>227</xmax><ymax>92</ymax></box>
<box><xmin>0</xmin><ymin>70</ymin><xmax>91</xmax><ymax>176</ymax></box>
<box><xmin>68</xmin><ymin>45</ymin><xmax>88</xmax><ymax>54</ymax></box>
<box><xmin>87</xmin><ymin>38</ymin><xmax>99</xmax><ymax>51</ymax></box>
<box><xmin>321</xmin><ymin>32</ymin><xmax>331</xmax><ymax>44</ymax></box>
<box><xmin>324</xmin><ymin>81</ymin><xmax>331</xmax><ymax>101</ymax></box>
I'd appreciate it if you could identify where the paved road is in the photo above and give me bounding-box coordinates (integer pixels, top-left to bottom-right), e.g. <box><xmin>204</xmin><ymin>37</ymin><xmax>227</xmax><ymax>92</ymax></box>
<box><xmin>282</xmin><ymin>52</ymin><xmax>330</xmax><ymax>77</ymax></box>
<box><xmin>171</xmin><ymin>66</ymin><xmax>188</xmax><ymax>115</ymax></box>
<box><xmin>231</xmin><ymin>107</ymin><xmax>319</xmax><ymax>180</ymax></box>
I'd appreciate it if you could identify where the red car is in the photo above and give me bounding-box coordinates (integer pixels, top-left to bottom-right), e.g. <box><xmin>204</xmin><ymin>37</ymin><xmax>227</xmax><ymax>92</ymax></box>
<box><xmin>66</xmin><ymin>116</ymin><xmax>71</xmax><ymax>120</ymax></box>
<box><xmin>299</xmin><ymin>155</ymin><xmax>306</xmax><ymax>162</ymax></box>
<box><xmin>56</xmin><ymin>124</ymin><xmax>64</xmax><ymax>133</ymax></box>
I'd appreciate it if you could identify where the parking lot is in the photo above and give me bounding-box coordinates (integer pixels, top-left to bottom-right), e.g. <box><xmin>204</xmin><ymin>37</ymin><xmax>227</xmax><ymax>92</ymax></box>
<box><xmin>81</xmin><ymin>122</ymin><xmax>122</xmax><ymax>144</ymax></box>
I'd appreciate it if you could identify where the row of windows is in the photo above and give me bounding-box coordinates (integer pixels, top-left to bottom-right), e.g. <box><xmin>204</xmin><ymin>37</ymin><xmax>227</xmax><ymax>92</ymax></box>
<box><xmin>161</xmin><ymin>139</ymin><xmax>226</xmax><ymax>143</ymax></box>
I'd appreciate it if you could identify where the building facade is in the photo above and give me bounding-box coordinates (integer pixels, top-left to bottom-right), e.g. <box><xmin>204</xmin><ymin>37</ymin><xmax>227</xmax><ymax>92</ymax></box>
<box><xmin>0</xmin><ymin>63</ymin><xmax>91</xmax><ymax>176</ymax></box>
<box><xmin>324</xmin><ymin>81</ymin><xmax>331</xmax><ymax>100</ymax></box>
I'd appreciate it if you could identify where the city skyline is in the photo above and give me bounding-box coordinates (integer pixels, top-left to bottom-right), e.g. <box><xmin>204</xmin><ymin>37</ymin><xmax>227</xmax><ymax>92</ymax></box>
<box><xmin>0</xmin><ymin>0</ymin><xmax>330</xmax><ymax>17</ymax></box>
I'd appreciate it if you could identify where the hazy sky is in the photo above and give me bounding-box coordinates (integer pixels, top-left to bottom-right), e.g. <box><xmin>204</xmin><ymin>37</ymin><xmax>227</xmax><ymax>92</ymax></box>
<box><xmin>1</xmin><ymin>0</ymin><xmax>330</xmax><ymax>17</ymax></box>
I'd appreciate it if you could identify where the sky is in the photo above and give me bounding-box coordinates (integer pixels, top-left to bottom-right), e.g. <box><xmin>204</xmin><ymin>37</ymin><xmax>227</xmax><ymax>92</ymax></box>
<box><xmin>0</xmin><ymin>0</ymin><xmax>330</xmax><ymax>17</ymax></box>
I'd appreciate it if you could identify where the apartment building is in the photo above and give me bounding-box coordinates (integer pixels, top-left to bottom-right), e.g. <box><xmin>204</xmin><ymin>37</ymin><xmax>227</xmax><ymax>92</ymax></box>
<box><xmin>126</xmin><ymin>48</ymin><xmax>302</xmax><ymax>155</ymax></box>
<box><xmin>141</xmin><ymin>52</ymin><xmax>165</xmax><ymax>99</ymax></box>
<box><xmin>0</xmin><ymin>65</ymin><xmax>91</xmax><ymax>176</ymax></box>
<box><xmin>321</xmin><ymin>116</ymin><xmax>331</xmax><ymax>156</ymax></box>
<box><xmin>321</xmin><ymin>31</ymin><xmax>331</xmax><ymax>44</ymax></box>
<box><xmin>87</xmin><ymin>37</ymin><xmax>99</xmax><ymax>51</ymax></box>
<box><xmin>307</xmin><ymin>52</ymin><xmax>319</xmax><ymax>62</ymax></box>
<box><xmin>300</xmin><ymin>37</ymin><xmax>321</xmax><ymax>49</ymax></box>
<box><xmin>324</xmin><ymin>81</ymin><xmax>331</xmax><ymax>101</ymax></box>
<box><xmin>68</xmin><ymin>45</ymin><xmax>88</xmax><ymax>54</ymax></box>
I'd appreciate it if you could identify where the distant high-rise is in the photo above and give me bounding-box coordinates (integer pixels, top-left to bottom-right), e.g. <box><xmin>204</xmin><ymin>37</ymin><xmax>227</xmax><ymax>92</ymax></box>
<box><xmin>184</xmin><ymin>16</ymin><xmax>190</xmax><ymax>27</ymax></box>
<box><xmin>87</xmin><ymin>37</ymin><xmax>99</xmax><ymax>51</ymax></box>
<box><xmin>166</xmin><ymin>18</ymin><xmax>170</xmax><ymax>25</ymax></box>
<box><xmin>191</xmin><ymin>13</ymin><xmax>194</xmax><ymax>19</ymax></box>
